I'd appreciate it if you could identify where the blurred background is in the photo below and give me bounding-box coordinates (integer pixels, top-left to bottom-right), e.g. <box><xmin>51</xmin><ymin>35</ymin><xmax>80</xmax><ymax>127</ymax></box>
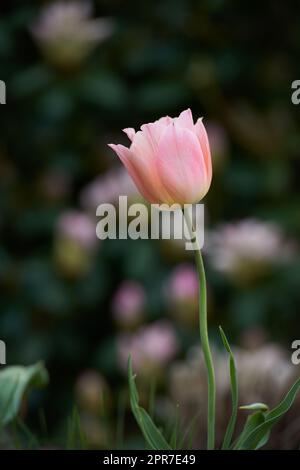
<box><xmin>1</xmin><ymin>0</ymin><xmax>300</xmax><ymax>450</ymax></box>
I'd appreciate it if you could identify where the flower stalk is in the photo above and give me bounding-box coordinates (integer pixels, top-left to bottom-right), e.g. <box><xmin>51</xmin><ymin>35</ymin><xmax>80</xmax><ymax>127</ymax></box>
<box><xmin>184</xmin><ymin>209</ymin><xmax>216</xmax><ymax>450</ymax></box>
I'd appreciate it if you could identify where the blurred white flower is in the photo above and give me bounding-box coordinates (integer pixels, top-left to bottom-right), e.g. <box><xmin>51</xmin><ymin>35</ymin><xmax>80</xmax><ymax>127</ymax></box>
<box><xmin>31</xmin><ymin>1</ymin><xmax>114</xmax><ymax>68</ymax></box>
<box><xmin>206</xmin><ymin>219</ymin><xmax>293</xmax><ymax>283</ymax></box>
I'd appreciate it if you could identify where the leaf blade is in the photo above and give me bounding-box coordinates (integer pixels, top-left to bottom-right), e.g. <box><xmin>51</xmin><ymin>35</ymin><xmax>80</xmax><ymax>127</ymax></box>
<box><xmin>0</xmin><ymin>361</ymin><xmax>49</xmax><ymax>428</ymax></box>
<box><xmin>219</xmin><ymin>327</ymin><xmax>238</xmax><ymax>450</ymax></box>
<box><xmin>239</xmin><ymin>376</ymin><xmax>300</xmax><ymax>449</ymax></box>
<box><xmin>128</xmin><ymin>356</ymin><xmax>171</xmax><ymax>450</ymax></box>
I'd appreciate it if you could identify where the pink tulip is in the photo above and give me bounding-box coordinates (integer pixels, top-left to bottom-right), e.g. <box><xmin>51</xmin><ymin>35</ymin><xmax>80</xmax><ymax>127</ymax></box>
<box><xmin>108</xmin><ymin>109</ymin><xmax>212</xmax><ymax>205</ymax></box>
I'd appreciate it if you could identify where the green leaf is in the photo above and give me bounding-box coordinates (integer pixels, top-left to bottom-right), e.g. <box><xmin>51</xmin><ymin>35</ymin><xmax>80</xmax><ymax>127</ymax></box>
<box><xmin>239</xmin><ymin>403</ymin><xmax>269</xmax><ymax>412</ymax></box>
<box><xmin>0</xmin><ymin>361</ymin><xmax>49</xmax><ymax>428</ymax></box>
<box><xmin>170</xmin><ymin>404</ymin><xmax>180</xmax><ymax>450</ymax></box>
<box><xmin>67</xmin><ymin>407</ymin><xmax>87</xmax><ymax>450</ymax></box>
<box><xmin>128</xmin><ymin>356</ymin><xmax>171</xmax><ymax>450</ymax></box>
<box><xmin>148</xmin><ymin>379</ymin><xmax>157</xmax><ymax>419</ymax></box>
<box><xmin>233</xmin><ymin>411</ymin><xmax>266</xmax><ymax>450</ymax></box>
<box><xmin>219</xmin><ymin>326</ymin><xmax>231</xmax><ymax>354</ymax></box>
<box><xmin>137</xmin><ymin>408</ymin><xmax>172</xmax><ymax>450</ymax></box>
<box><xmin>219</xmin><ymin>326</ymin><xmax>238</xmax><ymax>449</ymax></box>
<box><xmin>238</xmin><ymin>376</ymin><xmax>300</xmax><ymax>449</ymax></box>
<box><xmin>15</xmin><ymin>418</ymin><xmax>39</xmax><ymax>449</ymax></box>
<box><xmin>128</xmin><ymin>357</ymin><xmax>139</xmax><ymax>418</ymax></box>
<box><xmin>178</xmin><ymin>412</ymin><xmax>200</xmax><ymax>450</ymax></box>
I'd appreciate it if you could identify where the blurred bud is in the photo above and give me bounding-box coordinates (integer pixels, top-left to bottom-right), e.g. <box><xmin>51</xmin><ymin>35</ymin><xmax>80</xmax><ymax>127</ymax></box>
<box><xmin>31</xmin><ymin>1</ymin><xmax>114</xmax><ymax>69</ymax></box>
<box><xmin>165</xmin><ymin>263</ymin><xmax>198</xmax><ymax>327</ymax></box>
<box><xmin>117</xmin><ymin>321</ymin><xmax>179</xmax><ymax>379</ymax></box>
<box><xmin>54</xmin><ymin>210</ymin><xmax>98</xmax><ymax>277</ymax></box>
<box><xmin>206</xmin><ymin>219</ymin><xmax>294</xmax><ymax>285</ymax></box>
<box><xmin>112</xmin><ymin>281</ymin><xmax>146</xmax><ymax>329</ymax></box>
<box><xmin>54</xmin><ymin>237</ymin><xmax>93</xmax><ymax>278</ymax></box>
<box><xmin>57</xmin><ymin>210</ymin><xmax>97</xmax><ymax>250</ymax></box>
<box><xmin>75</xmin><ymin>370</ymin><xmax>109</xmax><ymax>415</ymax></box>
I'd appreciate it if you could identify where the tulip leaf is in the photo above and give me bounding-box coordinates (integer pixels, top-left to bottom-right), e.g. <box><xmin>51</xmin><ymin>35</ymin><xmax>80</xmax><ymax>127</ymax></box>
<box><xmin>237</xmin><ymin>376</ymin><xmax>300</xmax><ymax>449</ymax></box>
<box><xmin>219</xmin><ymin>326</ymin><xmax>238</xmax><ymax>450</ymax></box>
<box><xmin>239</xmin><ymin>403</ymin><xmax>269</xmax><ymax>412</ymax></box>
<box><xmin>233</xmin><ymin>411</ymin><xmax>266</xmax><ymax>450</ymax></box>
<box><xmin>169</xmin><ymin>404</ymin><xmax>180</xmax><ymax>449</ymax></box>
<box><xmin>128</xmin><ymin>356</ymin><xmax>171</xmax><ymax>450</ymax></box>
<box><xmin>0</xmin><ymin>361</ymin><xmax>49</xmax><ymax>428</ymax></box>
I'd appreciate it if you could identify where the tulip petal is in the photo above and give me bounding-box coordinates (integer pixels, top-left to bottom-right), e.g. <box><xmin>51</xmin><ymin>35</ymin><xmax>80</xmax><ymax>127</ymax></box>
<box><xmin>155</xmin><ymin>115</ymin><xmax>172</xmax><ymax>127</ymax></box>
<box><xmin>174</xmin><ymin>108</ymin><xmax>194</xmax><ymax>130</ymax></box>
<box><xmin>131</xmin><ymin>131</ymin><xmax>173</xmax><ymax>203</ymax></box>
<box><xmin>140</xmin><ymin>123</ymin><xmax>161</xmax><ymax>152</ymax></box>
<box><xmin>140</xmin><ymin>116</ymin><xmax>172</xmax><ymax>149</ymax></box>
<box><xmin>156</xmin><ymin>123</ymin><xmax>209</xmax><ymax>204</ymax></box>
<box><xmin>108</xmin><ymin>144</ymin><xmax>157</xmax><ymax>202</ymax></box>
<box><xmin>194</xmin><ymin>118</ymin><xmax>212</xmax><ymax>182</ymax></box>
<box><xmin>123</xmin><ymin>128</ymin><xmax>136</xmax><ymax>141</ymax></box>
<box><xmin>154</xmin><ymin>116</ymin><xmax>173</xmax><ymax>138</ymax></box>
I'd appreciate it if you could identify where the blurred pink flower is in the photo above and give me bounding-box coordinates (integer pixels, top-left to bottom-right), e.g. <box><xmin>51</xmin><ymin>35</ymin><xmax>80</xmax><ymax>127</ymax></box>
<box><xmin>31</xmin><ymin>1</ymin><xmax>113</xmax><ymax>67</ymax></box>
<box><xmin>167</xmin><ymin>263</ymin><xmax>198</xmax><ymax>302</ymax></box>
<box><xmin>108</xmin><ymin>109</ymin><xmax>212</xmax><ymax>205</ymax></box>
<box><xmin>80</xmin><ymin>167</ymin><xmax>137</xmax><ymax>210</ymax></box>
<box><xmin>206</xmin><ymin>219</ymin><xmax>293</xmax><ymax>283</ymax></box>
<box><xmin>165</xmin><ymin>263</ymin><xmax>199</xmax><ymax>327</ymax></box>
<box><xmin>117</xmin><ymin>321</ymin><xmax>178</xmax><ymax>375</ymax></box>
<box><xmin>57</xmin><ymin>210</ymin><xmax>97</xmax><ymax>250</ymax></box>
<box><xmin>112</xmin><ymin>281</ymin><xmax>146</xmax><ymax>327</ymax></box>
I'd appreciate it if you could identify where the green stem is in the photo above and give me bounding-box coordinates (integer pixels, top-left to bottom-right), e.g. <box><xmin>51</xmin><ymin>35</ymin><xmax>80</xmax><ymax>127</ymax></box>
<box><xmin>184</xmin><ymin>210</ymin><xmax>216</xmax><ymax>450</ymax></box>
